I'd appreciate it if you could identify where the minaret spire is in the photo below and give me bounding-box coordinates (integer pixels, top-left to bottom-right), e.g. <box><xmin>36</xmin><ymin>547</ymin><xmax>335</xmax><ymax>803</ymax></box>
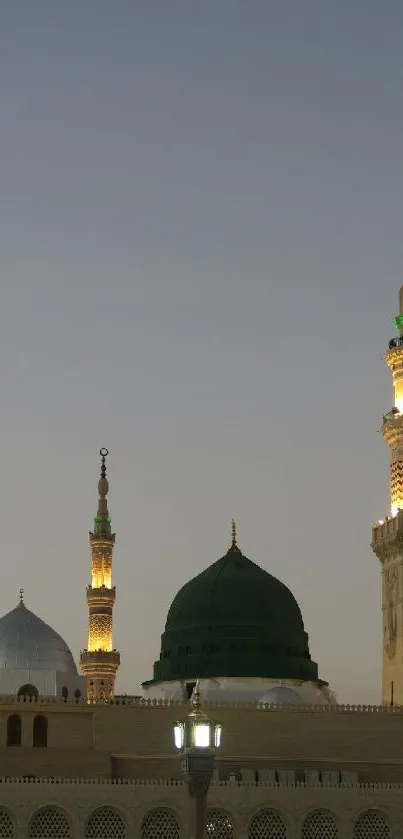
<box><xmin>93</xmin><ymin>448</ymin><xmax>111</xmax><ymax>537</ymax></box>
<box><xmin>80</xmin><ymin>449</ymin><xmax>120</xmax><ymax>703</ymax></box>
<box><xmin>372</xmin><ymin>287</ymin><xmax>403</xmax><ymax>706</ymax></box>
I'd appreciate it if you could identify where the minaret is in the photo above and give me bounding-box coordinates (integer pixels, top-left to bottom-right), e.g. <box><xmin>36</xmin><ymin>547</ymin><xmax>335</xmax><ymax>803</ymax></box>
<box><xmin>80</xmin><ymin>448</ymin><xmax>120</xmax><ymax>702</ymax></box>
<box><xmin>372</xmin><ymin>287</ymin><xmax>403</xmax><ymax>705</ymax></box>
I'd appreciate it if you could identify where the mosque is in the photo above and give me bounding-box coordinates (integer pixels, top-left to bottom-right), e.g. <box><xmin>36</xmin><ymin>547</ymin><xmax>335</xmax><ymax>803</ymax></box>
<box><xmin>0</xmin><ymin>293</ymin><xmax>403</xmax><ymax>838</ymax></box>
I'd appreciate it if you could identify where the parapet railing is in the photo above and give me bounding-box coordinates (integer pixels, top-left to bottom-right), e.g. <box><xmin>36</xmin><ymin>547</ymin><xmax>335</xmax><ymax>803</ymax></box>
<box><xmin>4</xmin><ymin>695</ymin><xmax>403</xmax><ymax>713</ymax></box>
<box><xmin>0</xmin><ymin>777</ymin><xmax>401</xmax><ymax>790</ymax></box>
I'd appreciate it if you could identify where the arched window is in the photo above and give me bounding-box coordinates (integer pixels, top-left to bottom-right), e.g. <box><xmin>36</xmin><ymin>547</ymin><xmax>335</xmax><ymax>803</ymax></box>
<box><xmin>29</xmin><ymin>807</ymin><xmax>71</xmax><ymax>838</ymax></box>
<box><xmin>141</xmin><ymin>809</ymin><xmax>179</xmax><ymax>839</ymax></box>
<box><xmin>85</xmin><ymin>807</ymin><xmax>126</xmax><ymax>839</ymax></box>
<box><xmin>206</xmin><ymin>810</ymin><xmax>234</xmax><ymax>839</ymax></box>
<box><xmin>33</xmin><ymin>715</ymin><xmax>48</xmax><ymax>747</ymax></box>
<box><xmin>7</xmin><ymin>715</ymin><xmax>21</xmax><ymax>747</ymax></box>
<box><xmin>301</xmin><ymin>809</ymin><xmax>338</xmax><ymax>839</ymax></box>
<box><xmin>0</xmin><ymin>808</ymin><xmax>14</xmax><ymax>837</ymax></box>
<box><xmin>353</xmin><ymin>810</ymin><xmax>391</xmax><ymax>839</ymax></box>
<box><xmin>249</xmin><ymin>808</ymin><xmax>288</xmax><ymax>838</ymax></box>
<box><xmin>18</xmin><ymin>684</ymin><xmax>38</xmax><ymax>700</ymax></box>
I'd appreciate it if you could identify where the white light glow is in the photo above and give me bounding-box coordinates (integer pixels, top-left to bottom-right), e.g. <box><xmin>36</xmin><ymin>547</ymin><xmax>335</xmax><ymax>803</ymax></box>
<box><xmin>392</xmin><ymin>505</ymin><xmax>399</xmax><ymax>517</ymax></box>
<box><xmin>174</xmin><ymin>724</ymin><xmax>184</xmax><ymax>750</ymax></box>
<box><xmin>395</xmin><ymin>398</ymin><xmax>403</xmax><ymax>414</ymax></box>
<box><xmin>214</xmin><ymin>725</ymin><xmax>222</xmax><ymax>748</ymax></box>
<box><xmin>194</xmin><ymin>724</ymin><xmax>210</xmax><ymax>748</ymax></box>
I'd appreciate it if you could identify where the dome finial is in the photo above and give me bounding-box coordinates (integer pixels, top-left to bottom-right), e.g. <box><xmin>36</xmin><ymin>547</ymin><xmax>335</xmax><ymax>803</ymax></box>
<box><xmin>99</xmin><ymin>448</ymin><xmax>109</xmax><ymax>497</ymax></box>
<box><xmin>231</xmin><ymin>518</ymin><xmax>237</xmax><ymax>548</ymax></box>
<box><xmin>19</xmin><ymin>587</ymin><xmax>24</xmax><ymax>606</ymax></box>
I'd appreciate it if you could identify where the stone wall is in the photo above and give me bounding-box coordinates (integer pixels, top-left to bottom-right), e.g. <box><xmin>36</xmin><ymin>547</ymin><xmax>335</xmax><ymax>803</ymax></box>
<box><xmin>0</xmin><ymin>777</ymin><xmax>401</xmax><ymax>839</ymax></box>
<box><xmin>0</xmin><ymin>700</ymin><xmax>402</xmax><ymax>783</ymax></box>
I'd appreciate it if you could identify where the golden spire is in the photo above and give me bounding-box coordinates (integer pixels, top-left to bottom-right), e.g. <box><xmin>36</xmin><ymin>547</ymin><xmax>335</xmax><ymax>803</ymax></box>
<box><xmin>227</xmin><ymin>518</ymin><xmax>241</xmax><ymax>555</ymax></box>
<box><xmin>231</xmin><ymin>518</ymin><xmax>237</xmax><ymax>548</ymax></box>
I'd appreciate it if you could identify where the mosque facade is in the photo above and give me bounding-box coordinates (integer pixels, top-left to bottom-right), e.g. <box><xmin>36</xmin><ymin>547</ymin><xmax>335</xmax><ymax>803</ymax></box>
<box><xmin>0</xmin><ymin>293</ymin><xmax>402</xmax><ymax>837</ymax></box>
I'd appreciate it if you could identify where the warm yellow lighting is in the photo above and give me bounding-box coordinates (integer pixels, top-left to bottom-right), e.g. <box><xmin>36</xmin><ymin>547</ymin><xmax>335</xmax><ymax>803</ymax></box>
<box><xmin>91</xmin><ymin>570</ymin><xmax>112</xmax><ymax>588</ymax></box>
<box><xmin>395</xmin><ymin>398</ymin><xmax>403</xmax><ymax>414</ymax></box>
<box><xmin>88</xmin><ymin>616</ymin><xmax>112</xmax><ymax>652</ymax></box>
<box><xmin>88</xmin><ymin>635</ymin><xmax>112</xmax><ymax>652</ymax></box>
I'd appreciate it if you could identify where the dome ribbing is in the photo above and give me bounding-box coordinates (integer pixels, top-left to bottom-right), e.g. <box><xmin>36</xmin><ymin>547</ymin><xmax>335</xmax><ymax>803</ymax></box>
<box><xmin>147</xmin><ymin>542</ymin><xmax>319</xmax><ymax>684</ymax></box>
<box><xmin>0</xmin><ymin>602</ymin><xmax>78</xmax><ymax>674</ymax></box>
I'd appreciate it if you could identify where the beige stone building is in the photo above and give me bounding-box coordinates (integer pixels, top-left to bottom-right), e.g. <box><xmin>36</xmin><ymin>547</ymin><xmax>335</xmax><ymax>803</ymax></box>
<box><xmin>0</xmin><ymin>698</ymin><xmax>402</xmax><ymax>839</ymax></box>
<box><xmin>1</xmin><ymin>290</ymin><xmax>403</xmax><ymax>838</ymax></box>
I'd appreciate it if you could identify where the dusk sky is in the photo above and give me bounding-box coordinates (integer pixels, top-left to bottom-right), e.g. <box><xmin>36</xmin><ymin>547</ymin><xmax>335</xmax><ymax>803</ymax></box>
<box><xmin>1</xmin><ymin>2</ymin><xmax>403</xmax><ymax>703</ymax></box>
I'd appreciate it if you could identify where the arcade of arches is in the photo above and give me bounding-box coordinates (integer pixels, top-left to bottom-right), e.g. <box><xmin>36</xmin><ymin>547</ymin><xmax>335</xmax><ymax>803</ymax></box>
<box><xmin>0</xmin><ymin>801</ymin><xmax>395</xmax><ymax>839</ymax></box>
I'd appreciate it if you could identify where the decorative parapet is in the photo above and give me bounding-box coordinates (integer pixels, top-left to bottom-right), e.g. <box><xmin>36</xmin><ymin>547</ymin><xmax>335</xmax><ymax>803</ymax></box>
<box><xmin>0</xmin><ymin>777</ymin><xmax>185</xmax><ymax>785</ymax></box>
<box><xmin>371</xmin><ymin>511</ymin><xmax>403</xmax><ymax>562</ymax></box>
<box><xmin>80</xmin><ymin>650</ymin><xmax>121</xmax><ymax>666</ymax></box>
<box><xmin>385</xmin><ymin>345</ymin><xmax>403</xmax><ymax>368</ymax></box>
<box><xmin>0</xmin><ymin>776</ymin><xmax>402</xmax><ymax>790</ymax></box>
<box><xmin>0</xmin><ymin>694</ymin><xmax>403</xmax><ymax>713</ymax></box>
<box><xmin>372</xmin><ymin>511</ymin><xmax>403</xmax><ymax>541</ymax></box>
<box><xmin>86</xmin><ymin>586</ymin><xmax>116</xmax><ymax>604</ymax></box>
<box><xmin>89</xmin><ymin>532</ymin><xmax>115</xmax><ymax>544</ymax></box>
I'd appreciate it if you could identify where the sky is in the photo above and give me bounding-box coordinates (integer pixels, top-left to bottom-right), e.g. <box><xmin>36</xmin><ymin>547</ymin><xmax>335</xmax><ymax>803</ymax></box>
<box><xmin>0</xmin><ymin>1</ymin><xmax>402</xmax><ymax>704</ymax></box>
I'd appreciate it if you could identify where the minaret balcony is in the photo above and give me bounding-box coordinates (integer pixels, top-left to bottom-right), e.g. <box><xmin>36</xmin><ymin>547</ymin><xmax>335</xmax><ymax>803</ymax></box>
<box><xmin>86</xmin><ymin>585</ymin><xmax>116</xmax><ymax>606</ymax></box>
<box><xmin>89</xmin><ymin>531</ymin><xmax>116</xmax><ymax>544</ymax></box>
<box><xmin>381</xmin><ymin>410</ymin><xmax>403</xmax><ymax>445</ymax></box>
<box><xmin>372</xmin><ymin>510</ymin><xmax>403</xmax><ymax>562</ymax></box>
<box><xmin>389</xmin><ymin>336</ymin><xmax>403</xmax><ymax>349</ymax></box>
<box><xmin>80</xmin><ymin>649</ymin><xmax>121</xmax><ymax>667</ymax></box>
<box><xmin>385</xmin><ymin>344</ymin><xmax>403</xmax><ymax>368</ymax></box>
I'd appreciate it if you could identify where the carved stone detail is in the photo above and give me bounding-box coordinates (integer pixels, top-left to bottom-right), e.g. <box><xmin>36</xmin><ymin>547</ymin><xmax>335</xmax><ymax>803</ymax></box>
<box><xmin>384</xmin><ymin>603</ymin><xmax>397</xmax><ymax>660</ymax></box>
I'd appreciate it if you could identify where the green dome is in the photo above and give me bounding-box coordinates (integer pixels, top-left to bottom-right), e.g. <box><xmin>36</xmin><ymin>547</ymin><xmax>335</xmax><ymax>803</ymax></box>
<box><xmin>147</xmin><ymin>542</ymin><xmax>319</xmax><ymax>685</ymax></box>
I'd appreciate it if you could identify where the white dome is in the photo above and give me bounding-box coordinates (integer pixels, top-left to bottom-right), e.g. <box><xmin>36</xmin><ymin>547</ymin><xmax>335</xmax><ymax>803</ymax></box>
<box><xmin>259</xmin><ymin>686</ymin><xmax>303</xmax><ymax>704</ymax></box>
<box><xmin>0</xmin><ymin>603</ymin><xmax>78</xmax><ymax>674</ymax></box>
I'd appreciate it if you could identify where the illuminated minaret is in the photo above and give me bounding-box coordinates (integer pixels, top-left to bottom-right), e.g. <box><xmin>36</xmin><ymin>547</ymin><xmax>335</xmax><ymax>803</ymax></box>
<box><xmin>80</xmin><ymin>448</ymin><xmax>120</xmax><ymax>702</ymax></box>
<box><xmin>372</xmin><ymin>287</ymin><xmax>403</xmax><ymax>705</ymax></box>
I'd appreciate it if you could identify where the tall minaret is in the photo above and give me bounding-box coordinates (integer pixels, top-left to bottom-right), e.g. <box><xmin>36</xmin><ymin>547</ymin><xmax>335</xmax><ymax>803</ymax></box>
<box><xmin>372</xmin><ymin>287</ymin><xmax>403</xmax><ymax>705</ymax></box>
<box><xmin>80</xmin><ymin>448</ymin><xmax>120</xmax><ymax>702</ymax></box>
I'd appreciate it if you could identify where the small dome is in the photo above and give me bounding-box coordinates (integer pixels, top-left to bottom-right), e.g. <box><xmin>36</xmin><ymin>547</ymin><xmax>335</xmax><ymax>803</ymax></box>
<box><xmin>0</xmin><ymin>603</ymin><xmax>78</xmax><ymax>674</ymax></box>
<box><xmin>147</xmin><ymin>543</ymin><xmax>319</xmax><ymax>685</ymax></box>
<box><xmin>259</xmin><ymin>686</ymin><xmax>303</xmax><ymax>704</ymax></box>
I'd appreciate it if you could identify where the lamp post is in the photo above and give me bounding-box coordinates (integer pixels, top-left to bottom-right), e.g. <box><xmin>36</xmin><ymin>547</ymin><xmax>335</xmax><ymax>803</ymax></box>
<box><xmin>174</xmin><ymin>681</ymin><xmax>221</xmax><ymax>839</ymax></box>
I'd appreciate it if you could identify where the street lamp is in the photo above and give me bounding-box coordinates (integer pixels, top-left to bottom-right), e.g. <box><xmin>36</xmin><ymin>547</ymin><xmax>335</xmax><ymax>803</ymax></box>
<box><xmin>174</xmin><ymin>680</ymin><xmax>222</xmax><ymax>839</ymax></box>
